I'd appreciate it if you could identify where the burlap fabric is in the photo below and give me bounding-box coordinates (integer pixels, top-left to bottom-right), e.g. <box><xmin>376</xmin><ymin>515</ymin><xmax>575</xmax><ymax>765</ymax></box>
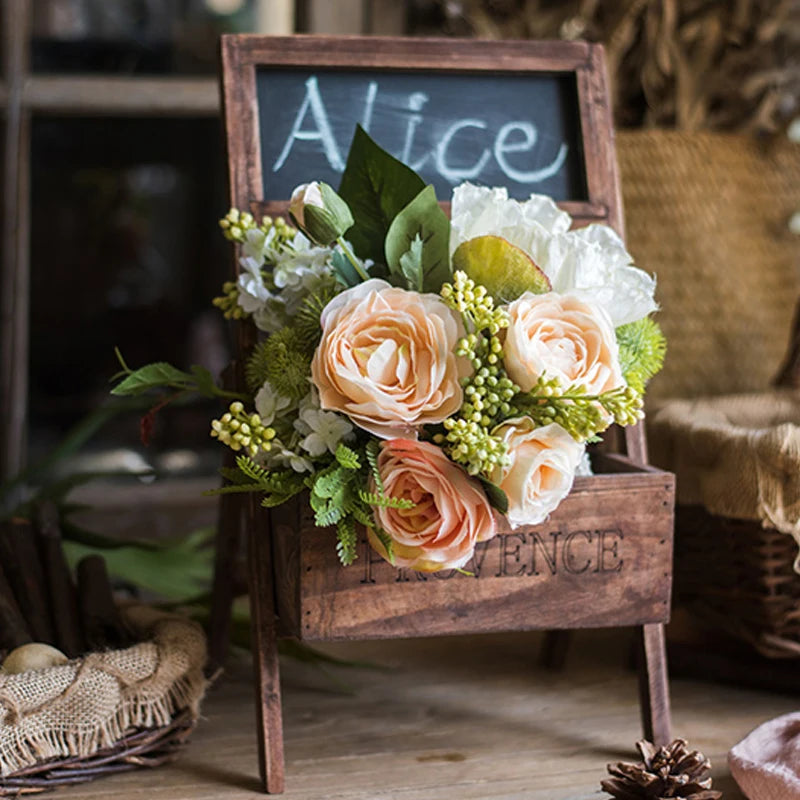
<box><xmin>0</xmin><ymin>606</ymin><xmax>207</xmax><ymax>777</ymax></box>
<box><xmin>649</xmin><ymin>390</ymin><xmax>800</xmax><ymax>573</ymax></box>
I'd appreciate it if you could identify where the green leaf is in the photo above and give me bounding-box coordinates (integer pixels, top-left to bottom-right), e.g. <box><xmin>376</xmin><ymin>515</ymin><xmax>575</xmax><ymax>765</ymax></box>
<box><xmin>452</xmin><ymin>235</ymin><xmax>550</xmax><ymax>303</ymax></box>
<box><xmin>190</xmin><ymin>365</ymin><xmax>219</xmax><ymax>397</ymax></box>
<box><xmin>477</xmin><ymin>476</ymin><xmax>509</xmax><ymax>514</ymax></box>
<box><xmin>394</xmin><ymin>233</ymin><xmax>424</xmax><ymax>292</ymax></box>
<box><xmin>64</xmin><ymin>527</ymin><xmax>215</xmax><ymax>602</ymax></box>
<box><xmin>111</xmin><ymin>362</ymin><xmax>193</xmax><ymax>396</ymax></box>
<box><xmin>385</xmin><ymin>185</ymin><xmax>451</xmax><ymax>293</ymax></box>
<box><xmin>338</xmin><ymin>125</ymin><xmax>426</xmax><ymax>263</ymax></box>
<box><xmin>331</xmin><ymin>249</ymin><xmax>362</xmax><ymax>288</ymax></box>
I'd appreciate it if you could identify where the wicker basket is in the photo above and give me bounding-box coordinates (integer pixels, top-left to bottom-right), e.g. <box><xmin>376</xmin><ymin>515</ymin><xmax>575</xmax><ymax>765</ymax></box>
<box><xmin>0</xmin><ymin>709</ymin><xmax>195</xmax><ymax>796</ymax></box>
<box><xmin>0</xmin><ymin>607</ymin><xmax>207</xmax><ymax>796</ymax></box>
<box><xmin>674</xmin><ymin>505</ymin><xmax>800</xmax><ymax>659</ymax></box>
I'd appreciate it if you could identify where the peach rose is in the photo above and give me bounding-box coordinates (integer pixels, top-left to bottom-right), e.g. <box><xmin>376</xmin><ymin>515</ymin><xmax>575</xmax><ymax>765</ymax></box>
<box><xmin>504</xmin><ymin>292</ymin><xmax>624</xmax><ymax>394</ymax></box>
<box><xmin>368</xmin><ymin>439</ymin><xmax>497</xmax><ymax>572</ymax></box>
<box><xmin>490</xmin><ymin>418</ymin><xmax>584</xmax><ymax>528</ymax></box>
<box><xmin>312</xmin><ymin>279</ymin><xmax>468</xmax><ymax>438</ymax></box>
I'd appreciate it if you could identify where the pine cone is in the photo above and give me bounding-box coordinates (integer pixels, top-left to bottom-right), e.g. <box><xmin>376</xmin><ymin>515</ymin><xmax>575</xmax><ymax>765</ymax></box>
<box><xmin>601</xmin><ymin>738</ymin><xmax>722</xmax><ymax>799</ymax></box>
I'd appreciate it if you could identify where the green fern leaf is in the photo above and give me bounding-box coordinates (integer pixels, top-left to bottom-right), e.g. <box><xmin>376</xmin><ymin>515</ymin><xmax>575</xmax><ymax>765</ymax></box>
<box><xmin>350</xmin><ymin>502</ymin><xmax>374</xmax><ymax>528</ymax></box>
<box><xmin>365</xmin><ymin>440</ymin><xmax>383</xmax><ymax>494</ymax></box>
<box><xmin>336</xmin><ymin>516</ymin><xmax>358</xmax><ymax>566</ymax></box>
<box><xmin>312</xmin><ymin>466</ymin><xmax>350</xmax><ymax>499</ymax></box>
<box><xmin>617</xmin><ymin>317</ymin><xmax>667</xmax><ymax>393</ymax></box>
<box><xmin>236</xmin><ymin>455</ymin><xmax>271</xmax><ymax>482</ymax></box>
<box><xmin>358</xmin><ymin>490</ymin><xmax>415</xmax><ymax>510</ymax></box>
<box><xmin>372</xmin><ymin>526</ymin><xmax>395</xmax><ymax>565</ymax></box>
<box><xmin>315</xmin><ymin>503</ymin><xmax>345</xmax><ymax>528</ymax></box>
<box><xmin>335</xmin><ymin>443</ymin><xmax>361</xmax><ymax>470</ymax></box>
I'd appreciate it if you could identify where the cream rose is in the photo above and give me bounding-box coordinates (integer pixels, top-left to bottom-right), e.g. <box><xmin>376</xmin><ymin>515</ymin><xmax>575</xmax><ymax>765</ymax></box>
<box><xmin>491</xmin><ymin>418</ymin><xmax>584</xmax><ymax>528</ymax></box>
<box><xmin>311</xmin><ymin>279</ymin><xmax>468</xmax><ymax>438</ymax></box>
<box><xmin>368</xmin><ymin>439</ymin><xmax>497</xmax><ymax>572</ymax></box>
<box><xmin>504</xmin><ymin>291</ymin><xmax>624</xmax><ymax>394</ymax></box>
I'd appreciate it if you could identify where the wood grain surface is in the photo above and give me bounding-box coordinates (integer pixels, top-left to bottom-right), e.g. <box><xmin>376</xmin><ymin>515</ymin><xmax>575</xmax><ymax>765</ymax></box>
<box><xmin>272</xmin><ymin>466</ymin><xmax>675</xmax><ymax>642</ymax></box>
<box><xmin>51</xmin><ymin>630</ymin><xmax>783</xmax><ymax>800</ymax></box>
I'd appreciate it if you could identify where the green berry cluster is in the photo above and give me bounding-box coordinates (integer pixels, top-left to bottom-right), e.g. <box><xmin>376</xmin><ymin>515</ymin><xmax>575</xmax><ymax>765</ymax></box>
<box><xmin>211</xmin><ymin>401</ymin><xmax>276</xmax><ymax>457</ymax></box>
<box><xmin>439</xmin><ymin>271</ymin><xmax>520</xmax><ymax>475</ymax></box>
<box><xmin>441</xmin><ymin>271</ymin><xmax>509</xmax><ymax>334</ymax></box>
<box><xmin>218</xmin><ymin>208</ymin><xmax>295</xmax><ymax>247</ymax></box>
<box><xmin>212</xmin><ymin>281</ymin><xmax>246</xmax><ymax>320</ymax></box>
<box><xmin>434</xmin><ymin>419</ymin><xmax>508</xmax><ymax>477</ymax></box>
<box><xmin>514</xmin><ymin>375</ymin><xmax>644</xmax><ymax>441</ymax></box>
<box><xmin>218</xmin><ymin>208</ymin><xmax>258</xmax><ymax>243</ymax></box>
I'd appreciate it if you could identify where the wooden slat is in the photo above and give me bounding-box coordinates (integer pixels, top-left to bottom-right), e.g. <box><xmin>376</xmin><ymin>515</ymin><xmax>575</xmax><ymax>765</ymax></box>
<box><xmin>274</xmin><ymin>470</ymin><xmax>675</xmax><ymax>642</ymax></box>
<box><xmin>23</xmin><ymin>75</ymin><xmax>219</xmax><ymax>115</ymax></box>
<box><xmin>0</xmin><ymin>0</ymin><xmax>31</xmax><ymax>484</ymax></box>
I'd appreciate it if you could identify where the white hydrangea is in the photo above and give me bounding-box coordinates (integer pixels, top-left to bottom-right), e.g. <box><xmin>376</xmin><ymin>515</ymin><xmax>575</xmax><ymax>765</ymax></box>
<box><xmin>261</xmin><ymin>442</ymin><xmax>314</xmax><ymax>474</ymax></box>
<box><xmin>450</xmin><ymin>183</ymin><xmax>658</xmax><ymax>326</ymax></box>
<box><xmin>254</xmin><ymin>380</ymin><xmax>292</xmax><ymax>426</ymax></box>
<box><xmin>294</xmin><ymin>388</ymin><xmax>355</xmax><ymax>456</ymax></box>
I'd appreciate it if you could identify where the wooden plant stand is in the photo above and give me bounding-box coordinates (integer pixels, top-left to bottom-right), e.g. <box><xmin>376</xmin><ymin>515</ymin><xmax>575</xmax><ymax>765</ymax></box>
<box><xmin>214</xmin><ymin>34</ymin><xmax>677</xmax><ymax>793</ymax></box>
<box><xmin>242</xmin><ymin>451</ymin><xmax>674</xmax><ymax>793</ymax></box>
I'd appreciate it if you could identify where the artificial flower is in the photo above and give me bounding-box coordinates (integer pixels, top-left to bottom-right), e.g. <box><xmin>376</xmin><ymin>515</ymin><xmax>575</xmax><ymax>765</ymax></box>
<box><xmin>311</xmin><ymin>279</ymin><xmax>469</xmax><ymax>438</ymax></box>
<box><xmin>368</xmin><ymin>439</ymin><xmax>496</xmax><ymax>572</ymax></box>
<box><xmin>254</xmin><ymin>381</ymin><xmax>292</xmax><ymax>426</ymax></box>
<box><xmin>288</xmin><ymin>181</ymin><xmax>354</xmax><ymax>246</ymax></box>
<box><xmin>450</xmin><ymin>183</ymin><xmax>657</xmax><ymax>326</ymax></box>
<box><xmin>504</xmin><ymin>291</ymin><xmax>624</xmax><ymax>395</ymax></box>
<box><xmin>490</xmin><ymin>418</ymin><xmax>585</xmax><ymax>528</ymax></box>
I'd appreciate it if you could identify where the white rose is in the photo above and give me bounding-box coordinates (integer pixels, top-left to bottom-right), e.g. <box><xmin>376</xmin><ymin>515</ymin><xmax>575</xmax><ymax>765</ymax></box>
<box><xmin>504</xmin><ymin>291</ymin><xmax>624</xmax><ymax>395</ymax></box>
<box><xmin>491</xmin><ymin>418</ymin><xmax>584</xmax><ymax>528</ymax></box>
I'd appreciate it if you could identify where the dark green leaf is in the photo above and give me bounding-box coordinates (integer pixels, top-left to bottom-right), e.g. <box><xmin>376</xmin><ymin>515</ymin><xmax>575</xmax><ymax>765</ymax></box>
<box><xmin>477</xmin><ymin>476</ymin><xmax>509</xmax><ymax>514</ymax></box>
<box><xmin>331</xmin><ymin>250</ymin><xmax>362</xmax><ymax>288</ymax></box>
<box><xmin>338</xmin><ymin>125</ymin><xmax>425</xmax><ymax>263</ymax></box>
<box><xmin>385</xmin><ymin>185</ymin><xmax>451</xmax><ymax>294</ymax></box>
<box><xmin>190</xmin><ymin>365</ymin><xmax>220</xmax><ymax>397</ymax></box>
<box><xmin>111</xmin><ymin>362</ymin><xmax>192</xmax><ymax>396</ymax></box>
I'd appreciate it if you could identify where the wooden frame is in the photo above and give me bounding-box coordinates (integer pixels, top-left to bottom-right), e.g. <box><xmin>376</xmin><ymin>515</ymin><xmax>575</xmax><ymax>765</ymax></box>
<box><xmin>217</xmin><ymin>34</ymin><xmax>673</xmax><ymax>795</ymax></box>
<box><xmin>221</xmin><ymin>35</ymin><xmax>623</xmax><ymax>232</ymax></box>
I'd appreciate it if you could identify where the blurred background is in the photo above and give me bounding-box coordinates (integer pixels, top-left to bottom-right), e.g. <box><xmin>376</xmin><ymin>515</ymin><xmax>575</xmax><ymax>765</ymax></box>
<box><xmin>1</xmin><ymin>0</ymin><xmax>799</xmax><ymax>576</ymax></box>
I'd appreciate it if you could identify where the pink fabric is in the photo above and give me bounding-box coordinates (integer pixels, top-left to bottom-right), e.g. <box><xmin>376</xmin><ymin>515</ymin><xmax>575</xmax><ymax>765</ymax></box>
<box><xmin>729</xmin><ymin>713</ymin><xmax>800</xmax><ymax>799</ymax></box>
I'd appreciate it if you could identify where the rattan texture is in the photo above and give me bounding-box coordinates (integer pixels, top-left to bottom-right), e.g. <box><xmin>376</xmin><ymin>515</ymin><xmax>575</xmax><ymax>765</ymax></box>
<box><xmin>617</xmin><ymin>131</ymin><xmax>800</xmax><ymax>403</ymax></box>
<box><xmin>675</xmin><ymin>505</ymin><xmax>800</xmax><ymax>659</ymax></box>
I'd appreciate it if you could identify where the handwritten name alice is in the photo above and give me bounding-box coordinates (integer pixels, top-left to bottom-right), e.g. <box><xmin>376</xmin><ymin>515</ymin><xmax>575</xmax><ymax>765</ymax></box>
<box><xmin>273</xmin><ymin>76</ymin><xmax>568</xmax><ymax>185</ymax></box>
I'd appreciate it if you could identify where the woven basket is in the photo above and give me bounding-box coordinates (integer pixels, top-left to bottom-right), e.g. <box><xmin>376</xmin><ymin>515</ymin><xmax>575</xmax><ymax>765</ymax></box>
<box><xmin>617</xmin><ymin>131</ymin><xmax>800</xmax><ymax>404</ymax></box>
<box><xmin>0</xmin><ymin>709</ymin><xmax>195</xmax><ymax>796</ymax></box>
<box><xmin>674</xmin><ymin>505</ymin><xmax>800</xmax><ymax>659</ymax></box>
<box><xmin>0</xmin><ymin>607</ymin><xmax>207</xmax><ymax>796</ymax></box>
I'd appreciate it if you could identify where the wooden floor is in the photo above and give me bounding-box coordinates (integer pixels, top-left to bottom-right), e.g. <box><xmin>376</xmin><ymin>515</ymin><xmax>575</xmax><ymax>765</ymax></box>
<box><xmin>58</xmin><ymin>629</ymin><xmax>796</xmax><ymax>800</ymax></box>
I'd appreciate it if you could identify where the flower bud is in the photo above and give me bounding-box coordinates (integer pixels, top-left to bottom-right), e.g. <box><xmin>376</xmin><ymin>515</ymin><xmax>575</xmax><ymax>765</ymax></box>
<box><xmin>288</xmin><ymin>181</ymin><xmax>354</xmax><ymax>246</ymax></box>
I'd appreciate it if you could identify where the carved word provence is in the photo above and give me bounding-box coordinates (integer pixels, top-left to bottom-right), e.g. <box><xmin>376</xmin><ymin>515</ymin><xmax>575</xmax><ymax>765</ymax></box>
<box><xmin>360</xmin><ymin>528</ymin><xmax>624</xmax><ymax>584</ymax></box>
<box><xmin>273</xmin><ymin>76</ymin><xmax>568</xmax><ymax>186</ymax></box>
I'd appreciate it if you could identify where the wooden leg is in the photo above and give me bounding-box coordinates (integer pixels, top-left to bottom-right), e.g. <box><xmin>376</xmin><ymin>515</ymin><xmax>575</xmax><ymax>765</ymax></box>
<box><xmin>637</xmin><ymin>623</ymin><xmax>672</xmax><ymax>745</ymax></box>
<box><xmin>539</xmin><ymin>630</ymin><xmax>572</xmax><ymax>670</ymax></box>
<box><xmin>209</xmin><ymin>487</ymin><xmax>243</xmax><ymax>672</ymax></box>
<box><xmin>248</xmin><ymin>497</ymin><xmax>286</xmax><ymax>794</ymax></box>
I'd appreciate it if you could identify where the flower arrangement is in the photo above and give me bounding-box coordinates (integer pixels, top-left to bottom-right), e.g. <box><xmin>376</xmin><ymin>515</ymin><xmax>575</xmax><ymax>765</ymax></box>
<box><xmin>112</xmin><ymin>126</ymin><xmax>665</xmax><ymax>574</ymax></box>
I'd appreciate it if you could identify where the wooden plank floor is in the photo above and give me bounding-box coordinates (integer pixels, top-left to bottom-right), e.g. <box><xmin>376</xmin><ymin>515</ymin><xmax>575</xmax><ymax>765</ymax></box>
<box><xmin>57</xmin><ymin>629</ymin><xmax>796</xmax><ymax>799</ymax></box>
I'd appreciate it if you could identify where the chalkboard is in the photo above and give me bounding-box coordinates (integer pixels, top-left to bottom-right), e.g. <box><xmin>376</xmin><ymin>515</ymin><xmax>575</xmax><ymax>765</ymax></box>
<box><xmin>256</xmin><ymin>69</ymin><xmax>587</xmax><ymax>203</ymax></box>
<box><xmin>222</xmin><ymin>35</ymin><xmax>623</xmax><ymax>234</ymax></box>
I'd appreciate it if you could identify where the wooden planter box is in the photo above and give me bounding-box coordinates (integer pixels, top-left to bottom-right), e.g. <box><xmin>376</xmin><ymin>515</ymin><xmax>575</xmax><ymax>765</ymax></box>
<box><xmin>270</xmin><ymin>453</ymin><xmax>674</xmax><ymax>642</ymax></box>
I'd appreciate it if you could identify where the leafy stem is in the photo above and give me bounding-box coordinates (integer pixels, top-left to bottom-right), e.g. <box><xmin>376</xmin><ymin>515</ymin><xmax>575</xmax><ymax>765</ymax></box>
<box><xmin>335</xmin><ymin>236</ymin><xmax>370</xmax><ymax>282</ymax></box>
